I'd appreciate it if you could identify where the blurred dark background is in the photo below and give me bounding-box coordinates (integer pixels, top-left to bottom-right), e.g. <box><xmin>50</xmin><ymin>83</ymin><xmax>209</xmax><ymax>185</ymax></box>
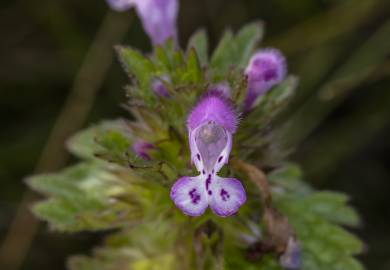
<box><xmin>1</xmin><ymin>0</ymin><xmax>390</xmax><ymax>269</ymax></box>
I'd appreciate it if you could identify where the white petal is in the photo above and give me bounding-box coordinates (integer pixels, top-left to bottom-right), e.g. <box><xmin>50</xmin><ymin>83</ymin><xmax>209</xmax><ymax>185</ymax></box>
<box><xmin>170</xmin><ymin>176</ymin><xmax>208</xmax><ymax>216</ymax></box>
<box><xmin>209</xmin><ymin>177</ymin><xmax>246</xmax><ymax>217</ymax></box>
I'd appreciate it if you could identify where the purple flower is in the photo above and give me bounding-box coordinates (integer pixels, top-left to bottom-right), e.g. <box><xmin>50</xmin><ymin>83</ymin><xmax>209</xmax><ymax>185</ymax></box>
<box><xmin>105</xmin><ymin>0</ymin><xmax>178</xmax><ymax>45</ymax></box>
<box><xmin>170</xmin><ymin>91</ymin><xmax>246</xmax><ymax>217</ymax></box>
<box><xmin>151</xmin><ymin>76</ymin><xmax>170</xmax><ymax>98</ymax></box>
<box><xmin>279</xmin><ymin>237</ymin><xmax>301</xmax><ymax>269</ymax></box>
<box><xmin>244</xmin><ymin>49</ymin><xmax>286</xmax><ymax>111</ymax></box>
<box><xmin>133</xmin><ymin>140</ymin><xmax>154</xmax><ymax>160</ymax></box>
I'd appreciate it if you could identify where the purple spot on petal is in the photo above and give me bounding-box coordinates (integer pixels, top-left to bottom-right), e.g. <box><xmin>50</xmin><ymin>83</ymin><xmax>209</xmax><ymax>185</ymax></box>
<box><xmin>218</xmin><ymin>156</ymin><xmax>223</xmax><ymax>163</ymax></box>
<box><xmin>220</xmin><ymin>189</ymin><xmax>230</xmax><ymax>201</ymax></box>
<box><xmin>205</xmin><ymin>174</ymin><xmax>212</xmax><ymax>191</ymax></box>
<box><xmin>189</xmin><ymin>188</ymin><xmax>201</xmax><ymax>204</ymax></box>
<box><xmin>196</xmin><ymin>154</ymin><xmax>201</xmax><ymax>161</ymax></box>
<box><xmin>208</xmin><ymin>190</ymin><xmax>212</xmax><ymax>195</ymax></box>
<box><xmin>264</xmin><ymin>69</ymin><xmax>278</xmax><ymax>82</ymax></box>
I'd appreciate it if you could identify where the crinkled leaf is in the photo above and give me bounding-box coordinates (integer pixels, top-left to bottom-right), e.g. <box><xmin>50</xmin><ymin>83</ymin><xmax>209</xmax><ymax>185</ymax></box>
<box><xmin>211</xmin><ymin>21</ymin><xmax>263</xmax><ymax>77</ymax></box>
<box><xmin>210</xmin><ymin>29</ymin><xmax>234</xmax><ymax>74</ymax></box>
<box><xmin>68</xmin><ymin>220</ymin><xmax>177</xmax><ymax>270</ymax></box>
<box><xmin>187</xmin><ymin>29</ymin><xmax>208</xmax><ymax>66</ymax></box>
<box><xmin>269</xmin><ymin>164</ymin><xmax>363</xmax><ymax>270</ymax></box>
<box><xmin>67</xmin><ymin>120</ymin><xmax>129</xmax><ymax>160</ymax></box>
<box><xmin>244</xmin><ymin>76</ymin><xmax>298</xmax><ymax>131</ymax></box>
<box><xmin>183</xmin><ymin>48</ymin><xmax>202</xmax><ymax>83</ymax></box>
<box><xmin>28</xmin><ymin>163</ymin><xmax>138</xmax><ymax>232</ymax></box>
<box><xmin>116</xmin><ymin>46</ymin><xmax>156</xmax><ymax>104</ymax></box>
<box><xmin>233</xmin><ymin>21</ymin><xmax>264</xmax><ymax>68</ymax></box>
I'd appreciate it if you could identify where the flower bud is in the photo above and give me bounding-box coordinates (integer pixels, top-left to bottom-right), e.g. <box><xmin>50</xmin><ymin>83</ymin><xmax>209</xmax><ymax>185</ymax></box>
<box><xmin>133</xmin><ymin>140</ymin><xmax>154</xmax><ymax>160</ymax></box>
<box><xmin>279</xmin><ymin>237</ymin><xmax>301</xmax><ymax>269</ymax></box>
<box><xmin>151</xmin><ymin>76</ymin><xmax>170</xmax><ymax>98</ymax></box>
<box><xmin>244</xmin><ymin>49</ymin><xmax>286</xmax><ymax>111</ymax></box>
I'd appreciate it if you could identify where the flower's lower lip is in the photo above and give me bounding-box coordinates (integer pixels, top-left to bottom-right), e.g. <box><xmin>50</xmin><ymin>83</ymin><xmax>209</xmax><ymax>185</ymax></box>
<box><xmin>170</xmin><ymin>175</ymin><xmax>246</xmax><ymax>217</ymax></box>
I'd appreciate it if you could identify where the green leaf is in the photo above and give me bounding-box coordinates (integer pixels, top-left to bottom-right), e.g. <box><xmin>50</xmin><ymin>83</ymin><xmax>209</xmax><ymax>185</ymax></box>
<box><xmin>32</xmin><ymin>194</ymin><xmax>135</xmax><ymax>232</ymax></box>
<box><xmin>236</xmin><ymin>76</ymin><xmax>298</xmax><ymax>157</ymax></box>
<box><xmin>267</xmin><ymin>162</ymin><xmax>312</xmax><ymax>195</ymax></box>
<box><xmin>154</xmin><ymin>45</ymin><xmax>173</xmax><ymax>72</ymax></box>
<box><xmin>161</xmin><ymin>38</ymin><xmax>177</xmax><ymax>65</ymax></box>
<box><xmin>233</xmin><ymin>21</ymin><xmax>264</xmax><ymax>68</ymax></box>
<box><xmin>268</xmin><ymin>164</ymin><xmax>363</xmax><ymax>270</ymax></box>
<box><xmin>333</xmin><ymin>257</ymin><xmax>364</xmax><ymax>270</ymax></box>
<box><xmin>116</xmin><ymin>46</ymin><xmax>156</xmax><ymax>103</ymax></box>
<box><xmin>98</xmin><ymin>130</ymin><xmax>131</xmax><ymax>157</ymax></box>
<box><xmin>245</xmin><ymin>76</ymin><xmax>297</xmax><ymax>127</ymax></box>
<box><xmin>95</xmin><ymin>128</ymin><xmax>161</xmax><ymax>169</ymax></box>
<box><xmin>210</xmin><ymin>29</ymin><xmax>234</xmax><ymax>73</ymax></box>
<box><xmin>187</xmin><ymin>29</ymin><xmax>208</xmax><ymax>66</ymax></box>
<box><xmin>28</xmin><ymin>173</ymin><xmax>84</xmax><ymax>199</ymax></box>
<box><xmin>252</xmin><ymin>76</ymin><xmax>298</xmax><ymax>128</ymax></box>
<box><xmin>116</xmin><ymin>46</ymin><xmax>155</xmax><ymax>86</ymax></box>
<box><xmin>211</xmin><ymin>21</ymin><xmax>263</xmax><ymax>76</ymax></box>
<box><xmin>28</xmin><ymin>162</ymin><xmax>136</xmax><ymax>232</ymax></box>
<box><xmin>131</xmin><ymin>254</ymin><xmax>175</xmax><ymax>270</ymax></box>
<box><xmin>28</xmin><ymin>163</ymin><xmax>121</xmax><ymax>198</ymax></box>
<box><xmin>67</xmin><ymin>120</ymin><xmax>128</xmax><ymax>160</ymax></box>
<box><xmin>67</xmin><ymin>125</ymin><xmax>103</xmax><ymax>160</ymax></box>
<box><xmin>68</xmin><ymin>220</ymin><xmax>177</xmax><ymax>270</ymax></box>
<box><xmin>183</xmin><ymin>48</ymin><xmax>202</xmax><ymax>83</ymax></box>
<box><xmin>153</xmin><ymin>39</ymin><xmax>184</xmax><ymax>73</ymax></box>
<box><xmin>301</xmin><ymin>192</ymin><xmax>360</xmax><ymax>226</ymax></box>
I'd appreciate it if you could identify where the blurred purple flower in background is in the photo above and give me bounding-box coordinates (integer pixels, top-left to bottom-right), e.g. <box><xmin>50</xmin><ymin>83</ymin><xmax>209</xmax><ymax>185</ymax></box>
<box><xmin>170</xmin><ymin>91</ymin><xmax>246</xmax><ymax>217</ymax></box>
<box><xmin>133</xmin><ymin>140</ymin><xmax>154</xmax><ymax>160</ymax></box>
<box><xmin>244</xmin><ymin>49</ymin><xmax>286</xmax><ymax>111</ymax></box>
<box><xmin>151</xmin><ymin>76</ymin><xmax>170</xmax><ymax>98</ymax></box>
<box><xmin>106</xmin><ymin>0</ymin><xmax>178</xmax><ymax>45</ymax></box>
<box><xmin>279</xmin><ymin>237</ymin><xmax>301</xmax><ymax>269</ymax></box>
